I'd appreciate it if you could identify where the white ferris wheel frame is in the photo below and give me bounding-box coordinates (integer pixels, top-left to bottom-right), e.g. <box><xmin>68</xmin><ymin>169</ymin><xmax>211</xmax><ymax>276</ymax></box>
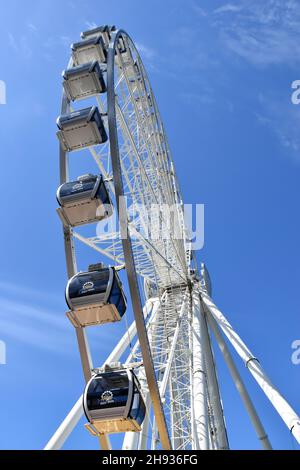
<box><xmin>44</xmin><ymin>27</ymin><xmax>300</xmax><ymax>451</ymax></box>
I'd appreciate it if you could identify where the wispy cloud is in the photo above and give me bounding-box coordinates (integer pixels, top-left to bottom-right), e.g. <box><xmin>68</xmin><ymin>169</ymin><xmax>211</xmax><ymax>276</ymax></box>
<box><xmin>167</xmin><ymin>26</ymin><xmax>220</xmax><ymax>71</ymax></box>
<box><xmin>0</xmin><ymin>298</ymin><xmax>67</xmax><ymax>331</ymax></box>
<box><xmin>166</xmin><ymin>1</ymin><xmax>300</xmax><ymax>71</ymax></box>
<box><xmin>191</xmin><ymin>2</ymin><xmax>207</xmax><ymax>17</ymax></box>
<box><xmin>256</xmin><ymin>92</ymin><xmax>300</xmax><ymax>161</ymax></box>
<box><xmin>27</xmin><ymin>23</ymin><xmax>38</xmax><ymax>34</ymax></box>
<box><xmin>8</xmin><ymin>33</ymin><xmax>18</xmax><ymax>51</ymax></box>
<box><xmin>214</xmin><ymin>4</ymin><xmax>244</xmax><ymax>14</ymax></box>
<box><xmin>0</xmin><ymin>282</ymin><xmax>73</xmax><ymax>356</ymax></box>
<box><xmin>84</xmin><ymin>20</ymin><xmax>98</xmax><ymax>30</ymax></box>
<box><xmin>212</xmin><ymin>0</ymin><xmax>300</xmax><ymax>66</ymax></box>
<box><xmin>43</xmin><ymin>35</ymin><xmax>72</xmax><ymax>49</ymax></box>
<box><xmin>0</xmin><ymin>317</ymin><xmax>72</xmax><ymax>356</ymax></box>
<box><xmin>7</xmin><ymin>23</ymin><xmax>72</xmax><ymax>63</ymax></box>
<box><xmin>135</xmin><ymin>42</ymin><xmax>156</xmax><ymax>61</ymax></box>
<box><xmin>0</xmin><ymin>281</ymin><xmax>114</xmax><ymax>357</ymax></box>
<box><xmin>42</xmin><ymin>35</ymin><xmax>72</xmax><ymax>62</ymax></box>
<box><xmin>7</xmin><ymin>32</ymin><xmax>32</xmax><ymax>59</ymax></box>
<box><xmin>0</xmin><ymin>280</ymin><xmax>61</xmax><ymax>305</ymax></box>
<box><xmin>180</xmin><ymin>91</ymin><xmax>215</xmax><ymax>106</ymax></box>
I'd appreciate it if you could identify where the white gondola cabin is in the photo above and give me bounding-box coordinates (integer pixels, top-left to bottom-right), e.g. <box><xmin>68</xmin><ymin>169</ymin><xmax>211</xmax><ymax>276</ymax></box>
<box><xmin>56</xmin><ymin>106</ymin><xmax>107</xmax><ymax>152</ymax></box>
<box><xmin>62</xmin><ymin>61</ymin><xmax>106</xmax><ymax>102</ymax></box>
<box><xmin>81</xmin><ymin>25</ymin><xmax>116</xmax><ymax>47</ymax></box>
<box><xmin>80</xmin><ymin>24</ymin><xmax>129</xmax><ymax>66</ymax></box>
<box><xmin>71</xmin><ymin>35</ymin><xmax>107</xmax><ymax>66</ymax></box>
<box><xmin>65</xmin><ymin>265</ymin><xmax>127</xmax><ymax>327</ymax></box>
<box><xmin>56</xmin><ymin>174</ymin><xmax>112</xmax><ymax>227</ymax></box>
<box><xmin>83</xmin><ymin>368</ymin><xmax>146</xmax><ymax>435</ymax></box>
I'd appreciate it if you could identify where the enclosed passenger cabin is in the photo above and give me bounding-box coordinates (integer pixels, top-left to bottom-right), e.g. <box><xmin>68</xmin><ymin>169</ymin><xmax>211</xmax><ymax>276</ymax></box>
<box><xmin>83</xmin><ymin>368</ymin><xmax>146</xmax><ymax>435</ymax></box>
<box><xmin>65</xmin><ymin>265</ymin><xmax>127</xmax><ymax>327</ymax></box>
<box><xmin>80</xmin><ymin>25</ymin><xmax>127</xmax><ymax>56</ymax></box>
<box><xmin>62</xmin><ymin>61</ymin><xmax>106</xmax><ymax>102</ymax></box>
<box><xmin>126</xmin><ymin>60</ymin><xmax>142</xmax><ymax>82</ymax></box>
<box><xmin>56</xmin><ymin>174</ymin><xmax>113</xmax><ymax>227</ymax></box>
<box><xmin>81</xmin><ymin>25</ymin><xmax>117</xmax><ymax>47</ymax></box>
<box><xmin>80</xmin><ymin>24</ymin><xmax>131</xmax><ymax>67</ymax></box>
<box><xmin>56</xmin><ymin>106</ymin><xmax>107</xmax><ymax>152</ymax></box>
<box><xmin>71</xmin><ymin>35</ymin><xmax>107</xmax><ymax>66</ymax></box>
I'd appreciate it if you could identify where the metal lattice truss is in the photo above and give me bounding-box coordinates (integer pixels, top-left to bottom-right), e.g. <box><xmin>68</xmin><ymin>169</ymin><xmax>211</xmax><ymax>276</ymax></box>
<box><xmin>124</xmin><ymin>287</ymin><xmax>193</xmax><ymax>450</ymax></box>
<box><xmin>72</xmin><ymin>33</ymin><xmax>188</xmax><ymax>288</ymax></box>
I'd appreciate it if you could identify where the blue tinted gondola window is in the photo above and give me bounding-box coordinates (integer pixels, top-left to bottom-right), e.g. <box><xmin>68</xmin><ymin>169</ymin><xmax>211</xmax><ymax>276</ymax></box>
<box><xmin>109</xmin><ymin>277</ymin><xmax>126</xmax><ymax>316</ymax></box>
<box><xmin>87</xmin><ymin>372</ymin><xmax>129</xmax><ymax>410</ymax></box>
<box><xmin>68</xmin><ymin>270</ymin><xmax>110</xmax><ymax>299</ymax></box>
<box><xmin>97</xmin><ymin>181</ymin><xmax>110</xmax><ymax>205</ymax></box>
<box><xmin>59</xmin><ymin>178</ymin><xmax>96</xmax><ymax>198</ymax></box>
<box><xmin>130</xmin><ymin>385</ymin><xmax>146</xmax><ymax>425</ymax></box>
<box><xmin>116</xmin><ymin>294</ymin><xmax>126</xmax><ymax>316</ymax></box>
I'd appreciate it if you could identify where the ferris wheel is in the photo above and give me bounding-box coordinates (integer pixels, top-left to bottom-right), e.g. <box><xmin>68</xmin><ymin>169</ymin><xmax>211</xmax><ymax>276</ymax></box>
<box><xmin>45</xmin><ymin>26</ymin><xmax>300</xmax><ymax>451</ymax></box>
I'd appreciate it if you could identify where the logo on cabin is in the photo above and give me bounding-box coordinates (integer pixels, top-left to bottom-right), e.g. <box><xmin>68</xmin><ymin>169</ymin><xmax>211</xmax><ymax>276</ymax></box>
<box><xmin>82</xmin><ymin>281</ymin><xmax>94</xmax><ymax>291</ymax></box>
<box><xmin>72</xmin><ymin>182</ymin><xmax>83</xmax><ymax>191</ymax></box>
<box><xmin>101</xmin><ymin>390</ymin><xmax>113</xmax><ymax>402</ymax></box>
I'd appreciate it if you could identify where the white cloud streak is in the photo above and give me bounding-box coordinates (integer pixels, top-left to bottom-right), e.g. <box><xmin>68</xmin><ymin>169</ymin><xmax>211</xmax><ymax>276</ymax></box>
<box><xmin>27</xmin><ymin>23</ymin><xmax>38</xmax><ymax>34</ymax></box>
<box><xmin>0</xmin><ymin>286</ymin><xmax>73</xmax><ymax>356</ymax></box>
<box><xmin>256</xmin><ymin>92</ymin><xmax>300</xmax><ymax>161</ymax></box>
<box><xmin>135</xmin><ymin>42</ymin><xmax>156</xmax><ymax>60</ymax></box>
<box><xmin>213</xmin><ymin>0</ymin><xmax>300</xmax><ymax>66</ymax></box>
<box><xmin>84</xmin><ymin>20</ymin><xmax>98</xmax><ymax>30</ymax></box>
<box><xmin>7</xmin><ymin>32</ymin><xmax>32</xmax><ymax>59</ymax></box>
<box><xmin>0</xmin><ymin>281</ymin><xmax>114</xmax><ymax>358</ymax></box>
<box><xmin>214</xmin><ymin>4</ymin><xmax>244</xmax><ymax>14</ymax></box>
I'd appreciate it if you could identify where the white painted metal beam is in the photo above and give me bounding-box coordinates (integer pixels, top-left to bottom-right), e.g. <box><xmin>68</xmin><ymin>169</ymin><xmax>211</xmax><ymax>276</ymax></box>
<box><xmin>192</xmin><ymin>291</ymin><xmax>209</xmax><ymax>449</ymax></box>
<box><xmin>201</xmin><ymin>291</ymin><xmax>300</xmax><ymax>446</ymax></box>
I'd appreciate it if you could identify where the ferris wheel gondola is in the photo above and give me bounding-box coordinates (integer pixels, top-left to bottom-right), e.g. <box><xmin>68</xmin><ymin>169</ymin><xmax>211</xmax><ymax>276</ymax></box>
<box><xmin>71</xmin><ymin>35</ymin><xmax>107</xmax><ymax>65</ymax></box>
<box><xmin>56</xmin><ymin>106</ymin><xmax>107</xmax><ymax>152</ymax></box>
<box><xmin>56</xmin><ymin>173</ymin><xmax>112</xmax><ymax>227</ymax></box>
<box><xmin>65</xmin><ymin>265</ymin><xmax>127</xmax><ymax>327</ymax></box>
<box><xmin>83</xmin><ymin>367</ymin><xmax>146</xmax><ymax>435</ymax></box>
<box><xmin>62</xmin><ymin>61</ymin><xmax>107</xmax><ymax>102</ymax></box>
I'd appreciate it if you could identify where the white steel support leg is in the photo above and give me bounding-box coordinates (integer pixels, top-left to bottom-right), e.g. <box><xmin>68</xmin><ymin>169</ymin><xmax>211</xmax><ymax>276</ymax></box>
<box><xmin>189</xmin><ymin>296</ymin><xmax>196</xmax><ymax>449</ymax></box>
<box><xmin>192</xmin><ymin>290</ymin><xmax>209</xmax><ymax>449</ymax></box>
<box><xmin>206</xmin><ymin>401</ymin><xmax>216</xmax><ymax>450</ymax></box>
<box><xmin>201</xmin><ymin>311</ymin><xmax>229</xmax><ymax>450</ymax></box>
<box><xmin>44</xmin><ymin>395</ymin><xmax>83</xmax><ymax>451</ymax></box>
<box><xmin>201</xmin><ymin>291</ymin><xmax>300</xmax><ymax>446</ymax></box>
<box><xmin>206</xmin><ymin>312</ymin><xmax>272</xmax><ymax>450</ymax></box>
<box><xmin>122</xmin><ymin>427</ymin><xmax>140</xmax><ymax>450</ymax></box>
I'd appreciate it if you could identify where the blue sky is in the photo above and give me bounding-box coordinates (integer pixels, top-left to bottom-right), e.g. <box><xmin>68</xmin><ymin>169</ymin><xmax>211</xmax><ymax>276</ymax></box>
<box><xmin>0</xmin><ymin>0</ymin><xmax>299</xmax><ymax>450</ymax></box>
